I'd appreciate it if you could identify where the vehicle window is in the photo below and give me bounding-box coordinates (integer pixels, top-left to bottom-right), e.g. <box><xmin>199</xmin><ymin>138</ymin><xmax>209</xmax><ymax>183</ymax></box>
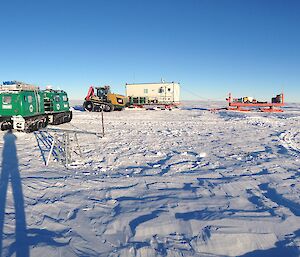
<box><xmin>62</xmin><ymin>95</ymin><xmax>68</xmax><ymax>101</ymax></box>
<box><xmin>117</xmin><ymin>98</ymin><xmax>123</xmax><ymax>104</ymax></box>
<box><xmin>24</xmin><ymin>95</ymin><xmax>27</xmax><ymax>102</ymax></box>
<box><xmin>3</xmin><ymin>96</ymin><xmax>12</xmax><ymax>104</ymax></box>
<box><xmin>55</xmin><ymin>96</ymin><xmax>60</xmax><ymax>102</ymax></box>
<box><xmin>28</xmin><ymin>95</ymin><xmax>33</xmax><ymax>103</ymax></box>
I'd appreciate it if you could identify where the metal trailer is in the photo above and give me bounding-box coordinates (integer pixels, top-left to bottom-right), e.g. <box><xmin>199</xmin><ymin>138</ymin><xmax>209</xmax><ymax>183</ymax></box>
<box><xmin>210</xmin><ymin>93</ymin><xmax>285</xmax><ymax>113</ymax></box>
<box><xmin>226</xmin><ymin>93</ymin><xmax>285</xmax><ymax>112</ymax></box>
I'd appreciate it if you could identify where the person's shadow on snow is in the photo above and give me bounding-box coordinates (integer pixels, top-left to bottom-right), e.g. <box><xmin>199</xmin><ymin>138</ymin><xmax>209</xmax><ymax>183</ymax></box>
<box><xmin>0</xmin><ymin>130</ymin><xmax>29</xmax><ymax>257</ymax></box>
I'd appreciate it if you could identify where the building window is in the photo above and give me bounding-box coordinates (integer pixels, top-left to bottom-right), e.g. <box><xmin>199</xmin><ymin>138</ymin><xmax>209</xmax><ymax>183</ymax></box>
<box><xmin>144</xmin><ymin>89</ymin><xmax>148</xmax><ymax>94</ymax></box>
<box><xmin>159</xmin><ymin>87</ymin><xmax>164</xmax><ymax>93</ymax></box>
<box><xmin>168</xmin><ymin>88</ymin><xmax>171</xmax><ymax>92</ymax></box>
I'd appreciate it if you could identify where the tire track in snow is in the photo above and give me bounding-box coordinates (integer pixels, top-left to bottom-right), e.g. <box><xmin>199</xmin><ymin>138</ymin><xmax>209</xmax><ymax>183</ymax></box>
<box><xmin>279</xmin><ymin>130</ymin><xmax>300</xmax><ymax>156</ymax></box>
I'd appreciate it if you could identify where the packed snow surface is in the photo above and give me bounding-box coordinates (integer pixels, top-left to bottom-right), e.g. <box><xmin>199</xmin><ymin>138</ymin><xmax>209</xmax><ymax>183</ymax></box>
<box><xmin>0</xmin><ymin>102</ymin><xmax>300</xmax><ymax>256</ymax></box>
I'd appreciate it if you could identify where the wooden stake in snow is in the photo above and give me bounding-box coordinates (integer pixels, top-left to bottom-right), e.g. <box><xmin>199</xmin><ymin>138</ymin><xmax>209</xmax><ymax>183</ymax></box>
<box><xmin>65</xmin><ymin>133</ymin><xmax>69</xmax><ymax>167</ymax></box>
<box><xmin>101</xmin><ymin>108</ymin><xmax>105</xmax><ymax>137</ymax></box>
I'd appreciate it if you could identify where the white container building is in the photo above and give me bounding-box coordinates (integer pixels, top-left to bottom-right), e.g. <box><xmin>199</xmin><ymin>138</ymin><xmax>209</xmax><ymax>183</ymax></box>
<box><xmin>125</xmin><ymin>82</ymin><xmax>180</xmax><ymax>105</ymax></box>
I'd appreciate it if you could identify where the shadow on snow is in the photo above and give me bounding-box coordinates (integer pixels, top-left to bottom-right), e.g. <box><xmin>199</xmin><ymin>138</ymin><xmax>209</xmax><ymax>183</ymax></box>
<box><xmin>0</xmin><ymin>131</ymin><xmax>29</xmax><ymax>257</ymax></box>
<box><xmin>0</xmin><ymin>131</ymin><xmax>69</xmax><ymax>257</ymax></box>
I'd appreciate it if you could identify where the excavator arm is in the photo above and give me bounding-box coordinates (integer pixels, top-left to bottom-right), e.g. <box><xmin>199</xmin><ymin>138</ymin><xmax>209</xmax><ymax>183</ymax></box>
<box><xmin>85</xmin><ymin>86</ymin><xmax>95</xmax><ymax>101</ymax></box>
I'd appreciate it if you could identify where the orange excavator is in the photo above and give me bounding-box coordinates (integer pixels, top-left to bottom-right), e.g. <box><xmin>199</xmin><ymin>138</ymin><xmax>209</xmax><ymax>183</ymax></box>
<box><xmin>83</xmin><ymin>85</ymin><xmax>127</xmax><ymax>112</ymax></box>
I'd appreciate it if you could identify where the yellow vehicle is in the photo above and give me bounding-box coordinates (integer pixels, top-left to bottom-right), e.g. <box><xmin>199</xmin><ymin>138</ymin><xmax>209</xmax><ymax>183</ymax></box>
<box><xmin>83</xmin><ymin>86</ymin><xmax>127</xmax><ymax>112</ymax></box>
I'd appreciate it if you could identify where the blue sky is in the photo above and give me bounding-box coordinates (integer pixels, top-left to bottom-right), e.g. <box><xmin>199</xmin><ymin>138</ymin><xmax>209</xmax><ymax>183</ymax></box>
<box><xmin>0</xmin><ymin>0</ymin><xmax>299</xmax><ymax>102</ymax></box>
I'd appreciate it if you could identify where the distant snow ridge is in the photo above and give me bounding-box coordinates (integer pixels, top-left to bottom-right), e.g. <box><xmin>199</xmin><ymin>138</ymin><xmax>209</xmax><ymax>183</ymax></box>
<box><xmin>279</xmin><ymin>129</ymin><xmax>300</xmax><ymax>155</ymax></box>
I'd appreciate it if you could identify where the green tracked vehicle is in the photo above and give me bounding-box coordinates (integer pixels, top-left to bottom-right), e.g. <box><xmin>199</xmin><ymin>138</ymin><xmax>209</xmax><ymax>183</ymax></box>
<box><xmin>0</xmin><ymin>82</ymin><xmax>47</xmax><ymax>131</ymax></box>
<box><xmin>0</xmin><ymin>81</ymin><xmax>72</xmax><ymax>132</ymax></box>
<box><xmin>43</xmin><ymin>88</ymin><xmax>72</xmax><ymax>125</ymax></box>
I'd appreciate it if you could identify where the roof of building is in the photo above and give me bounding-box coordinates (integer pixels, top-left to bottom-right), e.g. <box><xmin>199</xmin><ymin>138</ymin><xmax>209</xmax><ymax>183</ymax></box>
<box><xmin>126</xmin><ymin>82</ymin><xmax>180</xmax><ymax>85</ymax></box>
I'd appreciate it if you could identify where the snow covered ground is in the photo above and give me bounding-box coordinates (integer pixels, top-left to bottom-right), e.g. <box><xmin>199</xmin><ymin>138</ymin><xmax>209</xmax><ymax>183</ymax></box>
<box><xmin>0</xmin><ymin>102</ymin><xmax>300</xmax><ymax>256</ymax></box>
